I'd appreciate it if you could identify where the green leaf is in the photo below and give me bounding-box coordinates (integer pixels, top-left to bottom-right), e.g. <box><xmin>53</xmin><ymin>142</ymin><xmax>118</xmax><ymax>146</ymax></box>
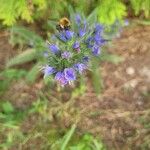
<box><xmin>87</xmin><ymin>8</ymin><xmax>97</xmax><ymax>24</ymax></box>
<box><xmin>0</xmin><ymin>69</ymin><xmax>27</xmax><ymax>95</ymax></box>
<box><xmin>26</xmin><ymin>62</ymin><xmax>41</xmax><ymax>83</ymax></box>
<box><xmin>91</xmin><ymin>58</ymin><xmax>103</xmax><ymax>95</ymax></box>
<box><xmin>93</xmin><ymin>139</ymin><xmax>105</xmax><ymax>150</ymax></box>
<box><xmin>61</xmin><ymin>124</ymin><xmax>76</xmax><ymax>150</ymax></box>
<box><xmin>0</xmin><ymin>0</ymin><xmax>47</xmax><ymax>26</ymax></box>
<box><xmin>71</xmin><ymin>76</ymin><xmax>86</xmax><ymax>99</ymax></box>
<box><xmin>131</xmin><ymin>0</ymin><xmax>150</xmax><ymax>18</ymax></box>
<box><xmin>6</xmin><ymin>48</ymin><xmax>36</xmax><ymax>67</ymax></box>
<box><xmin>2</xmin><ymin>101</ymin><xmax>14</xmax><ymax>114</ymax></box>
<box><xmin>10</xmin><ymin>26</ymin><xmax>45</xmax><ymax>49</ymax></box>
<box><xmin>98</xmin><ymin>0</ymin><xmax>126</xmax><ymax>25</ymax></box>
<box><xmin>101</xmin><ymin>53</ymin><xmax>124</xmax><ymax>65</ymax></box>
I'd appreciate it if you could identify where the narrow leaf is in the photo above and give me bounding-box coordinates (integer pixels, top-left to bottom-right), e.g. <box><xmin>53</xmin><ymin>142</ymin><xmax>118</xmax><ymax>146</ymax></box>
<box><xmin>61</xmin><ymin>124</ymin><xmax>76</xmax><ymax>150</ymax></box>
<box><xmin>26</xmin><ymin>62</ymin><xmax>41</xmax><ymax>83</ymax></box>
<box><xmin>6</xmin><ymin>48</ymin><xmax>36</xmax><ymax>67</ymax></box>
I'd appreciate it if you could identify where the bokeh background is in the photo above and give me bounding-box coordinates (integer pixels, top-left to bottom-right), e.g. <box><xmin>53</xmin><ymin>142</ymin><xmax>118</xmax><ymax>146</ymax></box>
<box><xmin>0</xmin><ymin>0</ymin><xmax>150</xmax><ymax>149</ymax></box>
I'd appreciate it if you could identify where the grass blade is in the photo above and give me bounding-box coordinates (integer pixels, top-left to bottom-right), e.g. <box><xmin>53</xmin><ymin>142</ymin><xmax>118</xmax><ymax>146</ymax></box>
<box><xmin>61</xmin><ymin>124</ymin><xmax>76</xmax><ymax>150</ymax></box>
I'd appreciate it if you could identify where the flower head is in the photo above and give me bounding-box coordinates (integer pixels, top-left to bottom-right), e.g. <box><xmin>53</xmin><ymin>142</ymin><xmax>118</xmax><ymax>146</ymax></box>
<box><xmin>94</xmin><ymin>34</ymin><xmax>105</xmax><ymax>46</ymax></box>
<box><xmin>86</xmin><ymin>37</ymin><xmax>94</xmax><ymax>48</ymax></box>
<box><xmin>49</xmin><ymin>44</ymin><xmax>59</xmax><ymax>54</ymax></box>
<box><xmin>58</xmin><ymin>33</ymin><xmax>67</xmax><ymax>42</ymax></box>
<box><xmin>78</xmin><ymin>28</ymin><xmax>86</xmax><ymax>37</ymax></box>
<box><xmin>65</xmin><ymin>30</ymin><xmax>74</xmax><ymax>40</ymax></box>
<box><xmin>82</xmin><ymin>56</ymin><xmax>89</xmax><ymax>63</ymax></box>
<box><xmin>42</xmin><ymin>13</ymin><xmax>107</xmax><ymax>86</ymax></box>
<box><xmin>73</xmin><ymin>41</ymin><xmax>80</xmax><ymax>52</ymax></box>
<box><xmin>55</xmin><ymin>71</ymin><xmax>68</xmax><ymax>86</ymax></box>
<box><xmin>73</xmin><ymin>41</ymin><xmax>80</xmax><ymax>49</ymax></box>
<box><xmin>43</xmin><ymin>65</ymin><xmax>56</xmax><ymax>78</ymax></box>
<box><xmin>61</xmin><ymin>51</ymin><xmax>72</xmax><ymax>59</ymax></box>
<box><xmin>58</xmin><ymin>30</ymin><xmax>74</xmax><ymax>42</ymax></box>
<box><xmin>95</xmin><ymin>24</ymin><xmax>103</xmax><ymax>34</ymax></box>
<box><xmin>64</xmin><ymin>68</ymin><xmax>76</xmax><ymax>81</ymax></box>
<box><xmin>75</xmin><ymin>14</ymin><xmax>81</xmax><ymax>25</ymax></box>
<box><xmin>74</xmin><ymin>63</ymin><xmax>87</xmax><ymax>74</ymax></box>
<box><xmin>92</xmin><ymin>45</ymin><xmax>101</xmax><ymax>56</ymax></box>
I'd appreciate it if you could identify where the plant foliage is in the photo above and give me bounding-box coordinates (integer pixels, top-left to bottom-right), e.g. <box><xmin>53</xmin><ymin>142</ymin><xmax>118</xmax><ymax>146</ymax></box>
<box><xmin>130</xmin><ymin>0</ymin><xmax>150</xmax><ymax>18</ymax></box>
<box><xmin>0</xmin><ymin>69</ymin><xmax>27</xmax><ymax>94</ymax></box>
<box><xmin>98</xmin><ymin>0</ymin><xmax>127</xmax><ymax>25</ymax></box>
<box><xmin>0</xmin><ymin>0</ymin><xmax>47</xmax><ymax>25</ymax></box>
<box><xmin>0</xmin><ymin>0</ymin><xmax>150</xmax><ymax>26</ymax></box>
<box><xmin>52</xmin><ymin>124</ymin><xmax>106</xmax><ymax>150</ymax></box>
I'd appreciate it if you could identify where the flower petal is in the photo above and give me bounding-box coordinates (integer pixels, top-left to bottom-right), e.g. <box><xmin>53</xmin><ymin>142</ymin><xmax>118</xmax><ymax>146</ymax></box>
<box><xmin>92</xmin><ymin>45</ymin><xmax>101</xmax><ymax>56</ymax></box>
<box><xmin>49</xmin><ymin>44</ymin><xmax>59</xmax><ymax>54</ymax></box>
<box><xmin>72</xmin><ymin>41</ymin><xmax>80</xmax><ymax>49</ymax></box>
<box><xmin>55</xmin><ymin>71</ymin><xmax>68</xmax><ymax>86</ymax></box>
<box><xmin>43</xmin><ymin>65</ymin><xmax>55</xmax><ymax>77</ymax></box>
<box><xmin>74</xmin><ymin>63</ymin><xmax>87</xmax><ymax>74</ymax></box>
<box><xmin>65</xmin><ymin>30</ymin><xmax>74</xmax><ymax>40</ymax></box>
<box><xmin>64</xmin><ymin>68</ymin><xmax>76</xmax><ymax>81</ymax></box>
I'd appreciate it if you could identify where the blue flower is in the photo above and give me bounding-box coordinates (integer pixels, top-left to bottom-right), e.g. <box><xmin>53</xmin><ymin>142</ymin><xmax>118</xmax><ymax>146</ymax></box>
<box><xmin>65</xmin><ymin>30</ymin><xmax>74</xmax><ymax>40</ymax></box>
<box><xmin>86</xmin><ymin>37</ymin><xmax>94</xmax><ymax>48</ymax></box>
<box><xmin>61</xmin><ymin>51</ymin><xmax>72</xmax><ymax>59</ymax></box>
<box><xmin>75</xmin><ymin>14</ymin><xmax>81</xmax><ymax>25</ymax></box>
<box><xmin>78</xmin><ymin>28</ymin><xmax>86</xmax><ymax>37</ymax></box>
<box><xmin>58</xmin><ymin>33</ymin><xmax>67</xmax><ymax>42</ymax></box>
<box><xmin>55</xmin><ymin>71</ymin><xmax>68</xmax><ymax>86</ymax></box>
<box><xmin>92</xmin><ymin>45</ymin><xmax>101</xmax><ymax>56</ymax></box>
<box><xmin>82</xmin><ymin>56</ymin><xmax>89</xmax><ymax>63</ymax></box>
<box><xmin>94</xmin><ymin>34</ymin><xmax>105</xmax><ymax>46</ymax></box>
<box><xmin>72</xmin><ymin>41</ymin><xmax>80</xmax><ymax>52</ymax></box>
<box><xmin>73</xmin><ymin>41</ymin><xmax>80</xmax><ymax>49</ymax></box>
<box><xmin>49</xmin><ymin>44</ymin><xmax>59</xmax><ymax>54</ymax></box>
<box><xmin>55</xmin><ymin>68</ymin><xmax>76</xmax><ymax>85</ymax></box>
<box><xmin>43</xmin><ymin>65</ymin><xmax>56</xmax><ymax>78</ymax></box>
<box><xmin>95</xmin><ymin>24</ymin><xmax>103</xmax><ymax>34</ymax></box>
<box><xmin>58</xmin><ymin>30</ymin><xmax>74</xmax><ymax>42</ymax></box>
<box><xmin>74</xmin><ymin>63</ymin><xmax>87</xmax><ymax>74</ymax></box>
<box><xmin>78</xmin><ymin>21</ymin><xmax>87</xmax><ymax>37</ymax></box>
<box><xmin>64</xmin><ymin>68</ymin><xmax>76</xmax><ymax>81</ymax></box>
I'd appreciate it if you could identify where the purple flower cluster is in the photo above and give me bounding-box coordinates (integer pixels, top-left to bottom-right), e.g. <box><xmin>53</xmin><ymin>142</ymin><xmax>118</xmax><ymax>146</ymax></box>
<box><xmin>75</xmin><ymin>14</ymin><xmax>87</xmax><ymax>37</ymax></box>
<box><xmin>44</xmin><ymin>65</ymin><xmax>86</xmax><ymax>86</ymax></box>
<box><xmin>55</xmin><ymin>68</ymin><xmax>76</xmax><ymax>85</ymax></box>
<box><xmin>75</xmin><ymin>14</ymin><xmax>105</xmax><ymax>56</ymax></box>
<box><xmin>58</xmin><ymin>30</ymin><xmax>74</xmax><ymax>42</ymax></box>
<box><xmin>43</xmin><ymin>41</ymin><xmax>87</xmax><ymax>86</ymax></box>
<box><xmin>86</xmin><ymin>24</ymin><xmax>105</xmax><ymax>56</ymax></box>
<box><xmin>42</xmin><ymin>14</ymin><xmax>106</xmax><ymax>86</ymax></box>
